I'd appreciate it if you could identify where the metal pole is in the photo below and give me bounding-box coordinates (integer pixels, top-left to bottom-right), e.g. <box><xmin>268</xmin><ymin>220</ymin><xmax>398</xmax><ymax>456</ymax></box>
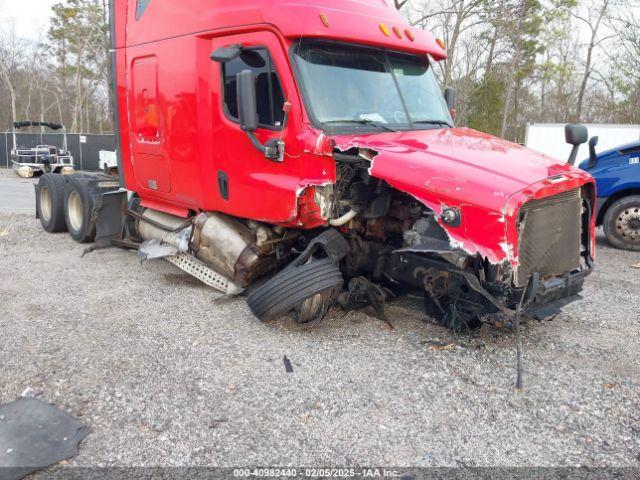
<box><xmin>78</xmin><ymin>134</ymin><xmax>83</xmax><ymax>170</ymax></box>
<box><xmin>4</xmin><ymin>131</ymin><xmax>9</xmax><ymax>168</ymax></box>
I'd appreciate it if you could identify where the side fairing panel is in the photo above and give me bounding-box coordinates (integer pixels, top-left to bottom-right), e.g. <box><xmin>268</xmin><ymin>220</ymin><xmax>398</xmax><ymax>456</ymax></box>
<box><xmin>129</xmin><ymin>56</ymin><xmax>172</xmax><ymax>194</ymax></box>
<box><xmin>124</xmin><ymin>36</ymin><xmax>203</xmax><ymax>214</ymax></box>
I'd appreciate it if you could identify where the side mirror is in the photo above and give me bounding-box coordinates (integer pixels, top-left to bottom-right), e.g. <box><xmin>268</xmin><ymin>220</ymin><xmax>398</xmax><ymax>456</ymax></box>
<box><xmin>565</xmin><ymin>123</ymin><xmax>588</xmax><ymax>165</ymax></box>
<box><xmin>234</xmin><ymin>69</ymin><xmax>283</xmax><ymax>161</ymax></box>
<box><xmin>587</xmin><ymin>135</ymin><xmax>599</xmax><ymax>168</ymax></box>
<box><xmin>444</xmin><ymin>87</ymin><xmax>456</xmax><ymax>111</ymax></box>
<box><xmin>210</xmin><ymin>45</ymin><xmax>241</xmax><ymax>63</ymax></box>
<box><xmin>236</xmin><ymin>69</ymin><xmax>258</xmax><ymax>132</ymax></box>
<box><xmin>565</xmin><ymin>124</ymin><xmax>588</xmax><ymax>146</ymax></box>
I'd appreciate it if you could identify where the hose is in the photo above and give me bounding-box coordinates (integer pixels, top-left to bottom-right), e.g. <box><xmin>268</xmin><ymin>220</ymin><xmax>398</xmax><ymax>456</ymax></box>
<box><xmin>329</xmin><ymin>209</ymin><xmax>358</xmax><ymax>227</ymax></box>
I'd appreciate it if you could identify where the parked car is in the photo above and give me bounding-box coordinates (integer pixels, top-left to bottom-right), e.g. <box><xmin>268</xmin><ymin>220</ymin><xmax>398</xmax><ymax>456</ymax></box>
<box><xmin>579</xmin><ymin>138</ymin><xmax>640</xmax><ymax>251</ymax></box>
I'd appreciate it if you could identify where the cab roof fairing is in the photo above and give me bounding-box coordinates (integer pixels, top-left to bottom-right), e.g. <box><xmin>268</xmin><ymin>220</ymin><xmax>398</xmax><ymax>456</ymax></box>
<box><xmin>116</xmin><ymin>0</ymin><xmax>446</xmax><ymax>60</ymax></box>
<box><xmin>272</xmin><ymin>4</ymin><xmax>447</xmax><ymax>60</ymax></box>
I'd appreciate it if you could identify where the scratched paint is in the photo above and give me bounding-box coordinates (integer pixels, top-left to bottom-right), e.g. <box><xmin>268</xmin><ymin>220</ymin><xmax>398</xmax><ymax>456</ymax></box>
<box><xmin>329</xmin><ymin>127</ymin><xmax>596</xmax><ymax>266</ymax></box>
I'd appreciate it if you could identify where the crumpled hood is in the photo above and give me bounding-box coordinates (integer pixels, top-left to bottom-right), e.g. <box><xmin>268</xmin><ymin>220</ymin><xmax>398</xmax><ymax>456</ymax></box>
<box><xmin>332</xmin><ymin>127</ymin><xmax>594</xmax><ymax>264</ymax></box>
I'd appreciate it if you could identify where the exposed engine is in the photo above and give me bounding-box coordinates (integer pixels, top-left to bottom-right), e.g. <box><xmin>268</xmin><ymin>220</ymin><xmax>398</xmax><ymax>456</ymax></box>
<box><xmin>317</xmin><ymin>149</ymin><xmax>447</xmax><ymax>248</ymax></box>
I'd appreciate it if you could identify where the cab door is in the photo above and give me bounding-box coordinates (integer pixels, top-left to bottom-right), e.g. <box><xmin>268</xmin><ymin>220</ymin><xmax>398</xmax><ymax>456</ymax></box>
<box><xmin>209</xmin><ymin>31</ymin><xmax>303</xmax><ymax>223</ymax></box>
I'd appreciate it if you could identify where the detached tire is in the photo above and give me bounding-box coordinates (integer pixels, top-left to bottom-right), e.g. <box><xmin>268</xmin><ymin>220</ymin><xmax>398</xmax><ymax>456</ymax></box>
<box><xmin>603</xmin><ymin>195</ymin><xmax>640</xmax><ymax>251</ymax></box>
<box><xmin>36</xmin><ymin>173</ymin><xmax>67</xmax><ymax>233</ymax></box>
<box><xmin>247</xmin><ymin>258</ymin><xmax>344</xmax><ymax>322</ymax></box>
<box><xmin>64</xmin><ymin>176</ymin><xmax>96</xmax><ymax>243</ymax></box>
<box><xmin>293</xmin><ymin>287</ymin><xmax>341</xmax><ymax>324</ymax></box>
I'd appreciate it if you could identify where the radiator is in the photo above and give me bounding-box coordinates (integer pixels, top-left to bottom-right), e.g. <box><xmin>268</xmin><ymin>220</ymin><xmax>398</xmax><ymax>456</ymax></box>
<box><xmin>515</xmin><ymin>188</ymin><xmax>582</xmax><ymax>287</ymax></box>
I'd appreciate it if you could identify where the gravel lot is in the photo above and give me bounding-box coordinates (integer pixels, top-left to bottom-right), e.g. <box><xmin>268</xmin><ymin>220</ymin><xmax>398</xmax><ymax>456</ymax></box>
<box><xmin>0</xmin><ymin>168</ymin><xmax>639</xmax><ymax>469</ymax></box>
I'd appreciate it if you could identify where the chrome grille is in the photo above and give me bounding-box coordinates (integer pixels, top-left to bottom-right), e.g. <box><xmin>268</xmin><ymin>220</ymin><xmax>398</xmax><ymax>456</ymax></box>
<box><xmin>515</xmin><ymin>188</ymin><xmax>582</xmax><ymax>287</ymax></box>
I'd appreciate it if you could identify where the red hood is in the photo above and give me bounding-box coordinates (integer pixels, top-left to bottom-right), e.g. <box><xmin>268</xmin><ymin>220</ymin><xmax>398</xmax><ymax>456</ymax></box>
<box><xmin>332</xmin><ymin>127</ymin><xmax>594</xmax><ymax>264</ymax></box>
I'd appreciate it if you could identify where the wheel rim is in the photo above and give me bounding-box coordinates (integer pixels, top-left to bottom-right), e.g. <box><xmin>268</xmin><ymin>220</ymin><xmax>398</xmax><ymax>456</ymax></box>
<box><xmin>616</xmin><ymin>206</ymin><xmax>640</xmax><ymax>244</ymax></box>
<box><xmin>67</xmin><ymin>190</ymin><xmax>84</xmax><ymax>232</ymax></box>
<box><xmin>40</xmin><ymin>186</ymin><xmax>52</xmax><ymax>222</ymax></box>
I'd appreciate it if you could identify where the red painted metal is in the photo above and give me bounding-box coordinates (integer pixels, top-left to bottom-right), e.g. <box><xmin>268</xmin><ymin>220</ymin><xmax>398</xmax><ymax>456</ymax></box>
<box><xmin>332</xmin><ymin>127</ymin><xmax>596</xmax><ymax>265</ymax></box>
<box><xmin>113</xmin><ymin>0</ymin><xmax>595</xmax><ymax>263</ymax></box>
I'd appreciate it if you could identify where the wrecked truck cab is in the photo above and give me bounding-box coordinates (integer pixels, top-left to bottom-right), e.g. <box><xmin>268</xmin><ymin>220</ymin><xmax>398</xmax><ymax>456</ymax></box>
<box><xmin>36</xmin><ymin>0</ymin><xmax>595</xmax><ymax>332</ymax></box>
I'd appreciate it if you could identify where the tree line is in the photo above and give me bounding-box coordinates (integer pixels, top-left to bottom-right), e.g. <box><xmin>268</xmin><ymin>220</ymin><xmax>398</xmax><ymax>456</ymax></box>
<box><xmin>404</xmin><ymin>0</ymin><xmax>640</xmax><ymax>141</ymax></box>
<box><xmin>0</xmin><ymin>0</ymin><xmax>638</xmax><ymax>142</ymax></box>
<box><xmin>0</xmin><ymin>0</ymin><xmax>110</xmax><ymax>134</ymax></box>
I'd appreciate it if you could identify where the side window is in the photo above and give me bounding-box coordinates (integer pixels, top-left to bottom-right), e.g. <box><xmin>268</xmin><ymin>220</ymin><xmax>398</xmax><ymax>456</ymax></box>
<box><xmin>619</xmin><ymin>145</ymin><xmax>640</xmax><ymax>155</ymax></box>
<box><xmin>222</xmin><ymin>49</ymin><xmax>285</xmax><ymax>129</ymax></box>
<box><xmin>136</xmin><ymin>0</ymin><xmax>151</xmax><ymax>20</ymax></box>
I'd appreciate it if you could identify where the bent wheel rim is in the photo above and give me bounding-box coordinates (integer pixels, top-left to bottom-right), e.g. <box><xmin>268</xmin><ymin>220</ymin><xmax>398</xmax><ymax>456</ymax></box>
<box><xmin>616</xmin><ymin>206</ymin><xmax>640</xmax><ymax>243</ymax></box>
<box><xmin>40</xmin><ymin>186</ymin><xmax>52</xmax><ymax>222</ymax></box>
<box><xmin>68</xmin><ymin>191</ymin><xmax>84</xmax><ymax>232</ymax></box>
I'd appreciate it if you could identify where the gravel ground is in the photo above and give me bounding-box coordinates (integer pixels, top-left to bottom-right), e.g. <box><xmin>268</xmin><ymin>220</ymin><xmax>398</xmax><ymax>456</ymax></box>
<box><xmin>0</xmin><ymin>168</ymin><xmax>639</xmax><ymax>468</ymax></box>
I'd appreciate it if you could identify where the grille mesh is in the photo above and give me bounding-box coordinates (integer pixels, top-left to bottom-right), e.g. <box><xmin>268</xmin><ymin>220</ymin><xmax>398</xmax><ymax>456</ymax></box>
<box><xmin>515</xmin><ymin>188</ymin><xmax>582</xmax><ymax>287</ymax></box>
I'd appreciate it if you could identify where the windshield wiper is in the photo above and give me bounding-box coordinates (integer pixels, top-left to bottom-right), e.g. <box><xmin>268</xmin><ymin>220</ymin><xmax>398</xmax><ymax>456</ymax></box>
<box><xmin>412</xmin><ymin>119</ymin><xmax>452</xmax><ymax>128</ymax></box>
<box><xmin>323</xmin><ymin>119</ymin><xmax>398</xmax><ymax>132</ymax></box>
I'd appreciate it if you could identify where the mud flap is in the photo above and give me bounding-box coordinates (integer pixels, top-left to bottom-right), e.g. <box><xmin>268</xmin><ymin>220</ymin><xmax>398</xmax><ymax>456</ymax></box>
<box><xmin>94</xmin><ymin>189</ymin><xmax>127</xmax><ymax>248</ymax></box>
<box><xmin>33</xmin><ymin>184</ymin><xmax>40</xmax><ymax>220</ymax></box>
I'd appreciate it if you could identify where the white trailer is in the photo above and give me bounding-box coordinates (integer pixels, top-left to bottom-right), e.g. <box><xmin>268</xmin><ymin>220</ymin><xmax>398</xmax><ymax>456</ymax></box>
<box><xmin>525</xmin><ymin>123</ymin><xmax>640</xmax><ymax>162</ymax></box>
<box><xmin>99</xmin><ymin>150</ymin><xmax>118</xmax><ymax>174</ymax></box>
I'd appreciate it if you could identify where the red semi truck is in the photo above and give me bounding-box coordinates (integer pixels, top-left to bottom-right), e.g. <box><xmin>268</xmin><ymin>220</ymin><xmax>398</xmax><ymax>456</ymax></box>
<box><xmin>34</xmin><ymin>0</ymin><xmax>596</xmax><ymax>331</ymax></box>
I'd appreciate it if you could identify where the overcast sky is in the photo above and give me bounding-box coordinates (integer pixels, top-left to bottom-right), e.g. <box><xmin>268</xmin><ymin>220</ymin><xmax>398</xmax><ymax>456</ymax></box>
<box><xmin>0</xmin><ymin>0</ymin><xmax>56</xmax><ymax>41</ymax></box>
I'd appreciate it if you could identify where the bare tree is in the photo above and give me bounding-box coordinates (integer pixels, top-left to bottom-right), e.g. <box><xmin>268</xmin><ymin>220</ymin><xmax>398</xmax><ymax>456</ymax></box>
<box><xmin>570</xmin><ymin>0</ymin><xmax>612</xmax><ymax>121</ymax></box>
<box><xmin>499</xmin><ymin>0</ymin><xmax>527</xmax><ymax>138</ymax></box>
<box><xmin>0</xmin><ymin>23</ymin><xmax>22</xmax><ymax>129</ymax></box>
<box><xmin>410</xmin><ymin>0</ymin><xmax>492</xmax><ymax>86</ymax></box>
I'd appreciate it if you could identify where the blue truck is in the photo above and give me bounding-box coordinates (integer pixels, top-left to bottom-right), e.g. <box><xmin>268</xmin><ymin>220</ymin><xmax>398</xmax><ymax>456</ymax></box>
<box><xmin>579</xmin><ymin>137</ymin><xmax>640</xmax><ymax>251</ymax></box>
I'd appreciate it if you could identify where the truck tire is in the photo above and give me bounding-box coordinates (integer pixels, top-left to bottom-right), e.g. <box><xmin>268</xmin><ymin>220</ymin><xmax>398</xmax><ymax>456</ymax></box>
<box><xmin>36</xmin><ymin>173</ymin><xmax>67</xmax><ymax>233</ymax></box>
<box><xmin>246</xmin><ymin>258</ymin><xmax>344</xmax><ymax>322</ymax></box>
<box><xmin>292</xmin><ymin>287</ymin><xmax>341</xmax><ymax>324</ymax></box>
<box><xmin>64</xmin><ymin>176</ymin><xmax>96</xmax><ymax>243</ymax></box>
<box><xmin>603</xmin><ymin>195</ymin><xmax>640</xmax><ymax>251</ymax></box>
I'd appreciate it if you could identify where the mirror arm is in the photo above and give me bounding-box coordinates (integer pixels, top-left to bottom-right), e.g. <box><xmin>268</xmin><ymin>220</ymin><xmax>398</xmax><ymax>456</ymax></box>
<box><xmin>588</xmin><ymin>146</ymin><xmax>597</xmax><ymax>168</ymax></box>
<box><xmin>568</xmin><ymin>145</ymin><xmax>579</xmax><ymax>166</ymax></box>
<box><xmin>247</xmin><ymin>131</ymin><xmax>266</xmax><ymax>154</ymax></box>
<box><xmin>588</xmin><ymin>139</ymin><xmax>598</xmax><ymax>168</ymax></box>
<box><xmin>246</xmin><ymin>132</ymin><xmax>283</xmax><ymax>161</ymax></box>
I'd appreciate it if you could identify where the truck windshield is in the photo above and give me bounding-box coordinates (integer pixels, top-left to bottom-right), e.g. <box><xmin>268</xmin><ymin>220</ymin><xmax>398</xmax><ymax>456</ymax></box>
<box><xmin>292</xmin><ymin>41</ymin><xmax>453</xmax><ymax>132</ymax></box>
